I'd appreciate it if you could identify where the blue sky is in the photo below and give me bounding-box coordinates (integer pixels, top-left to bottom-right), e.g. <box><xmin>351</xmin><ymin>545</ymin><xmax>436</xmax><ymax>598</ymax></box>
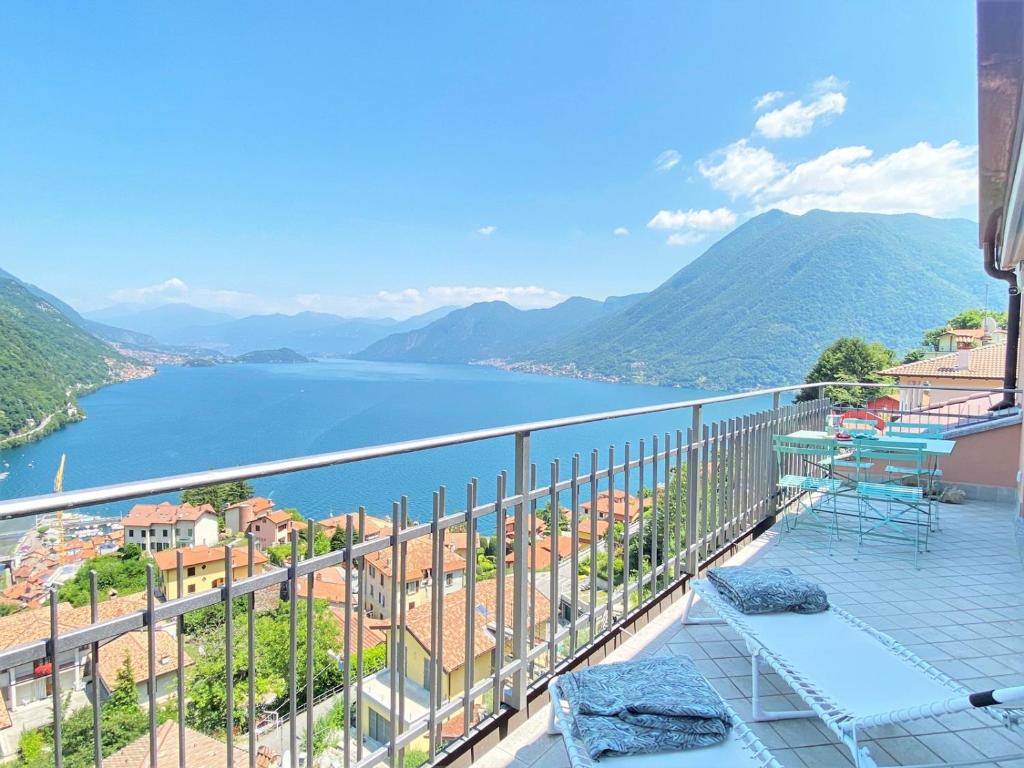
<box><xmin>0</xmin><ymin>2</ymin><xmax>978</xmax><ymax>318</ymax></box>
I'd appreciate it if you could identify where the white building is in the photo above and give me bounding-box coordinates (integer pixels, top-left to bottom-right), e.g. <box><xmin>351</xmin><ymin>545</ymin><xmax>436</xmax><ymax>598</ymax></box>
<box><xmin>121</xmin><ymin>502</ymin><xmax>219</xmax><ymax>553</ymax></box>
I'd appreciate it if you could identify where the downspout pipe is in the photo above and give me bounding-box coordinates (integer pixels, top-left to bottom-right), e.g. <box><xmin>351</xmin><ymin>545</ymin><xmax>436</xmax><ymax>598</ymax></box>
<box><xmin>983</xmin><ymin>211</ymin><xmax>1020</xmax><ymax>411</ymax></box>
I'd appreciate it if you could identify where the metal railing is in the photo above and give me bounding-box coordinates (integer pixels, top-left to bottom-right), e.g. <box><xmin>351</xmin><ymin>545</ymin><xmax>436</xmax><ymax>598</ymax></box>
<box><xmin>0</xmin><ymin>381</ymin><xmax>1016</xmax><ymax>768</ymax></box>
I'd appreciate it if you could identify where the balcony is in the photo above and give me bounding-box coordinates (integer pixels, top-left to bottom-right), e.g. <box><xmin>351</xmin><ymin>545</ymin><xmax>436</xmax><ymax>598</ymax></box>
<box><xmin>0</xmin><ymin>382</ymin><xmax>1020</xmax><ymax>767</ymax></box>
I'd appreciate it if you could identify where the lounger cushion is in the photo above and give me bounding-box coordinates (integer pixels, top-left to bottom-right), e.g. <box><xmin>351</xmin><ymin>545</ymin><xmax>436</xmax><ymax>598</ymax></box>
<box><xmin>708</xmin><ymin>567</ymin><xmax>829</xmax><ymax>614</ymax></box>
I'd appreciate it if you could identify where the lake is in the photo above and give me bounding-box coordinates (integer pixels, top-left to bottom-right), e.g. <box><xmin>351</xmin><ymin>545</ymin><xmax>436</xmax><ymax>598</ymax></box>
<box><xmin>0</xmin><ymin>361</ymin><xmax>783</xmax><ymax>535</ymax></box>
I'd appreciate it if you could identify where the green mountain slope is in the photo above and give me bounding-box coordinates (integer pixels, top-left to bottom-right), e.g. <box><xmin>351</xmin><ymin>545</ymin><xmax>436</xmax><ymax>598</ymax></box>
<box><xmin>0</xmin><ymin>274</ymin><xmax>128</xmax><ymax>442</ymax></box>
<box><xmin>355</xmin><ymin>294</ymin><xmax>645</xmax><ymax>363</ymax></box>
<box><xmin>528</xmin><ymin>210</ymin><xmax>989</xmax><ymax>390</ymax></box>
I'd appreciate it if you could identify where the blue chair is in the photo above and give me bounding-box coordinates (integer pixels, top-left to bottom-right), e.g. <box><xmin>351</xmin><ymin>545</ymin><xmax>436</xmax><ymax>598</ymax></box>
<box><xmin>773</xmin><ymin>435</ymin><xmax>844</xmax><ymax>550</ymax></box>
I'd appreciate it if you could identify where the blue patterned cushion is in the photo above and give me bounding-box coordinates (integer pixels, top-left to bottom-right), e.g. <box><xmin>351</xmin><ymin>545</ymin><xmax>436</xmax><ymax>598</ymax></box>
<box><xmin>559</xmin><ymin>656</ymin><xmax>732</xmax><ymax>758</ymax></box>
<box><xmin>707</xmin><ymin>566</ymin><xmax>829</xmax><ymax>614</ymax></box>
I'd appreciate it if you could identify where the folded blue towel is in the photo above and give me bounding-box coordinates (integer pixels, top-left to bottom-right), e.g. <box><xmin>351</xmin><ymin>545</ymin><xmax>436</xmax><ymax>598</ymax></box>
<box><xmin>559</xmin><ymin>656</ymin><xmax>731</xmax><ymax>758</ymax></box>
<box><xmin>708</xmin><ymin>566</ymin><xmax>829</xmax><ymax>614</ymax></box>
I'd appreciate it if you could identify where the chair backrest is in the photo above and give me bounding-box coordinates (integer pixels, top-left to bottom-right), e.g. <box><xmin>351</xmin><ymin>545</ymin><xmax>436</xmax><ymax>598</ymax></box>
<box><xmin>842</xmin><ymin>418</ymin><xmax>880</xmax><ymax>437</ymax></box>
<box><xmin>885</xmin><ymin>422</ymin><xmax>944</xmax><ymax>440</ymax></box>
<box><xmin>853</xmin><ymin>440</ymin><xmax>925</xmax><ymax>474</ymax></box>
<box><xmin>773</xmin><ymin>435</ymin><xmax>837</xmax><ymax>478</ymax></box>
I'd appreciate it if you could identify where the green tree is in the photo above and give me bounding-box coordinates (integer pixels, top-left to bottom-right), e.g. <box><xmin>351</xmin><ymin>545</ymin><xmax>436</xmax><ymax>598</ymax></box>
<box><xmin>58</xmin><ymin>549</ymin><xmax>149</xmax><ymax>607</ymax></box>
<box><xmin>330</xmin><ymin>526</ymin><xmax>347</xmax><ymax>551</ymax></box>
<box><xmin>182</xmin><ymin>481</ymin><xmax>255</xmax><ymax>511</ymax></box>
<box><xmin>106</xmin><ymin>657</ymin><xmax>140</xmax><ymax>713</ymax></box>
<box><xmin>795</xmin><ymin>337</ymin><xmax>897</xmax><ymax>407</ymax></box>
<box><xmin>901</xmin><ymin>349</ymin><xmax>927</xmax><ymax>365</ymax></box>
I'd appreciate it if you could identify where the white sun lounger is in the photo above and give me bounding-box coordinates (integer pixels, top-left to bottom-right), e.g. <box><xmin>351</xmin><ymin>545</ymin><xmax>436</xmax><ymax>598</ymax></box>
<box><xmin>547</xmin><ymin>675</ymin><xmax>782</xmax><ymax>768</ymax></box>
<box><xmin>682</xmin><ymin>580</ymin><xmax>1024</xmax><ymax>767</ymax></box>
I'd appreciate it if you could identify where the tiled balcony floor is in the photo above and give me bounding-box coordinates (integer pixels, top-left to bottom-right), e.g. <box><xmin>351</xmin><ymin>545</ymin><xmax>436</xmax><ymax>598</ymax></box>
<box><xmin>473</xmin><ymin>498</ymin><xmax>1024</xmax><ymax>768</ymax></box>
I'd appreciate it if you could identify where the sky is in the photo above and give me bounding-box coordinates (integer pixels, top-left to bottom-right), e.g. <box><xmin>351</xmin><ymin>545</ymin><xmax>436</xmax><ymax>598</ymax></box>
<box><xmin>0</xmin><ymin>2</ymin><xmax>979</xmax><ymax>319</ymax></box>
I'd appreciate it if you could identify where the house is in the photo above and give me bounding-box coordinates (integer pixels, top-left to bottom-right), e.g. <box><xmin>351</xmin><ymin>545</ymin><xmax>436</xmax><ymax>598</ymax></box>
<box><xmin>295</xmin><ymin>565</ymin><xmax>356</xmax><ymax>607</ymax></box>
<box><xmin>580</xmin><ymin>490</ymin><xmax>647</xmax><ymax>524</ymax></box>
<box><xmin>0</xmin><ymin>594</ymin><xmax>147</xmax><ymax>741</ymax></box>
<box><xmin>363</xmin><ymin>538</ymin><xmax>466</xmax><ymax>619</ymax></box>
<box><xmin>576</xmin><ymin>516</ymin><xmax>610</xmax><ymax>546</ymax></box>
<box><xmin>96</xmin><ymin>630</ymin><xmax>193</xmax><ymax>706</ymax></box>
<box><xmin>326</xmin><ymin>606</ymin><xmax>387</xmax><ymax>650</ymax></box>
<box><xmin>245</xmin><ymin>509</ymin><xmax>298</xmax><ymax>551</ymax></box>
<box><xmin>318</xmin><ymin>512</ymin><xmax>391</xmax><ymax>541</ymax></box>
<box><xmin>935</xmin><ymin>322</ymin><xmax>1007</xmax><ymax>352</ymax></box>
<box><xmin>103</xmin><ymin>721</ymin><xmax>276</xmax><ymax>768</ymax></box>
<box><xmin>223</xmin><ymin>497</ymin><xmax>275</xmax><ymax>536</ymax></box>
<box><xmin>121</xmin><ymin>502</ymin><xmax>218</xmax><ymax>553</ymax></box>
<box><xmin>504</xmin><ymin>535</ymin><xmax>574</xmax><ymax>571</ymax></box>
<box><xmin>361</xmin><ymin>577</ymin><xmax>550</xmax><ymax>750</ymax></box>
<box><xmin>152</xmin><ymin>545</ymin><xmax>269</xmax><ymax>600</ymax></box>
<box><xmin>879</xmin><ymin>342</ymin><xmax>1007</xmax><ymax>410</ymax></box>
<box><xmin>446</xmin><ymin>531</ymin><xmax>481</xmax><ymax>560</ymax></box>
<box><xmin>502</xmin><ymin>515</ymin><xmax>547</xmax><ymax>543</ymax></box>
<box><xmin>866</xmin><ymin>394</ymin><xmax>900</xmax><ymax>413</ymax></box>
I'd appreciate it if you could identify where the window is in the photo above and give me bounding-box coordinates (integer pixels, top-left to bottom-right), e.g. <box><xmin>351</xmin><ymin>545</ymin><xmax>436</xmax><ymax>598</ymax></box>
<box><xmin>163</xmin><ymin>529</ymin><xmax>169</xmax><ymax>537</ymax></box>
<box><xmin>445</xmin><ymin>573</ymin><xmax>453</xmax><ymax>587</ymax></box>
<box><xmin>187</xmin><ymin>567</ymin><xmax>196</xmax><ymax>577</ymax></box>
<box><xmin>187</xmin><ymin>584</ymin><xmax>196</xmax><ymax>594</ymax></box>
<box><xmin>367</xmin><ymin>709</ymin><xmax>390</xmax><ymax>743</ymax></box>
<box><xmin>407</xmin><ymin>582</ymin><xmax>417</xmax><ymax>595</ymax></box>
<box><xmin>128</xmin><ymin>530</ymin><xmax>134</xmax><ymax>538</ymax></box>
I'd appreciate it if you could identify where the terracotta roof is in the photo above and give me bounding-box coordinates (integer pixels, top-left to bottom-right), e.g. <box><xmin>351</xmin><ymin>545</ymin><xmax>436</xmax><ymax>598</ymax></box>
<box><xmin>265</xmin><ymin>510</ymin><xmax>294</xmax><ymax>525</ymax></box>
<box><xmin>318</xmin><ymin>513</ymin><xmax>391</xmax><ymax>539</ymax></box>
<box><xmin>152</xmin><ymin>545</ymin><xmax>268</xmax><ymax>572</ymax></box>
<box><xmin>97</xmin><ymin>630</ymin><xmax>193</xmax><ymax>689</ymax></box>
<box><xmin>103</xmin><ymin>721</ymin><xmax>253</xmax><ymax>768</ymax></box>
<box><xmin>326</xmin><ymin>606</ymin><xmax>387</xmax><ymax>649</ymax></box>
<box><xmin>447</xmin><ymin>532</ymin><xmax>481</xmax><ymax>552</ymax></box>
<box><xmin>505</xmin><ymin>535</ymin><xmax>575</xmax><ymax>569</ymax></box>
<box><xmin>880</xmin><ymin>343</ymin><xmax>1007</xmax><ymax>380</ymax></box>
<box><xmin>0</xmin><ymin>593</ymin><xmax>148</xmax><ymax>652</ymax></box>
<box><xmin>580</xmin><ymin>491</ymin><xmax>647</xmax><ymax>522</ymax></box>
<box><xmin>122</xmin><ymin>502</ymin><xmax>215</xmax><ymax>527</ymax></box>
<box><xmin>397</xmin><ymin>577</ymin><xmax>551</xmax><ymax>673</ymax></box>
<box><xmin>365</xmin><ymin>537</ymin><xmax>465</xmax><ymax>580</ymax></box>
<box><xmin>296</xmin><ymin>566</ymin><xmax>352</xmax><ymax>605</ymax></box>
<box><xmin>503</xmin><ymin>516</ymin><xmax>547</xmax><ymax>535</ymax></box>
<box><xmin>225</xmin><ymin>497</ymin><xmax>274</xmax><ymax>515</ymax></box>
<box><xmin>577</xmin><ymin>517</ymin><xmax>610</xmax><ymax>538</ymax></box>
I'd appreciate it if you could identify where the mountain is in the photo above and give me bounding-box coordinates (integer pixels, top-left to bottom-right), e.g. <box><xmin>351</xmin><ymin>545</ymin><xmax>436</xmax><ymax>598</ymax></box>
<box><xmin>354</xmin><ymin>294</ymin><xmax>646</xmax><ymax>364</ymax></box>
<box><xmin>154</xmin><ymin>306</ymin><xmax>456</xmax><ymax>356</ymax></box>
<box><xmin>528</xmin><ymin>210</ymin><xmax>990</xmax><ymax>390</ymax></box>
<box><xmin>0</xmin><ymin>272</ymin><xmax>141</xmax><ymax>443</ymax></box>
<box><xmin>85</xmin><ymin>303</ymin><xmax>236</xmax><ymax>340</ymax></box>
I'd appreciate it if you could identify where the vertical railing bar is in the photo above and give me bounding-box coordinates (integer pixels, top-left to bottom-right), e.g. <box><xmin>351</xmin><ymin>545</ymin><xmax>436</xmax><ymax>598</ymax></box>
<box><xmin>662</xmin><ymin>432</ymin><xmax>670</xmax><ymax>583</ymax></box>
<box><xmin>463</xmin><ymin>479</ymin><xmax>478</xmax><ymax>737</ymax></box>
<box><xmin>289</xmin><ymin>531</ymin><xmax>299</xmax><ymax>768</ymax></box>
<box><xmin>588</xmin><ymin>450</ymin><xmax>598</xmax><ymax>643</ymax></box>
<box><xmin>397</xmin><ymin>497</ymin><xmax>409</xmax><ymax>766</ymax></box>
<box><xmin>146</xmin><ymin>567</ymin><xmax>158</xmax><ymax>768</ymax></box>
<box><xmin>529</xmin><ymin>462</ymin><xmax>538</xmax><ymax>661</ymax></box>
<box><xmin>606</xmin><ymin>445</ymin><xmax>615</xmax><ymax>632</ymax></box>
<box><xmin>343</xmin><ymin>522</ymin><xmax>354</xmax><ymax>768</ymax></box>
<box><xmin>304</xmin><ymin>521</ymin><xmax>315</xmax><ymax>768</ymax></box>
<box><xmin>511</xmin><ymin>432</ymin><xmax>530</xmax><ymax>710</ymax></box>
<box><xmin>428</xmin><ymin>489</ymin><xmax>442</xmax><ymax>758</ymax></box>
<box><xmin>492</xmin><ymin>472</ymin><xmax>507</xmax><ymax>716</ymax></box>
<box><xmin>649</xmin><ymin>434</ymin><xmax>658</xmax><ymax>604</ymax></box>
<box><xmin>89</xmin><ymin>571</ymin><xmax>103</xmax><ymax>768</ymax></box>
<box><xmin>710</xmin><ymin>422</ymin><xmax>721</xmax><ymax>551</ymax></box>
<box><xmin>674</xmin><ymin>430</ymin><xmax>683</xmax><ymax>576</ymax></box>
<box><xmin>685</xmin><ymin>427</ymin><xmax>697</xmax><ymax>576</ymax></box>
<box><xmin>621</xmin><ymin>443</ymin><xmax>631</xmax><ymax>618</ymax></box>
<box><xmin>699</xmin><ymin>424</ymin><xmax>710</xmax><ymax>561</ymax></box>
<box><xmin>176</xmin><ymin>552</ymin><xmax>185</xmax><ymax>768</ymax></box>
<box><xmin>388</xmin><ymin>501</ymin><xmax>400</xmax><ymax>767</ymax></box>
<box><xmin>356</xmin><ymin>507</ymin><xmax>367</xmax><ymax>763</ymax></box>
<box><xmin>247</xmin><ymin>534</ymin><xmax>257</xmax><ymax>768</ymax></box>
<box><xmin>636</xmin><ymin>440</ymin><xmax>645</xmax><ymax>604</ymax></box>
<box><xmin>49</xmin><ymin>586</ymin><xmax>62</xmax><ymax>768</ymax></box>
<box><xmin>224</xmin><ymin>544</ymin><xmax>235</xmax><ymax>768</ymax></box>
<box><xmin>569</xmin><ymin>454</ymin><xmax>580</xmax><ymax>656</ymax></box>
<box><xmin>548</xmin><ymin>460</ymin><xmax>560</xmax><ymax>676</ymax></box>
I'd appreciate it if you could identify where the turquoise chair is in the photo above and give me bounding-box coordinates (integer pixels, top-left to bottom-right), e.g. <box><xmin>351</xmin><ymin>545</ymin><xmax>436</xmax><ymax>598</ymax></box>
<box><xmin>773</xmin><ymin>435</ymin><xmax>844</xmax><ymax>550</ymax></box>
<box><xmin>851</xmin><ymin>441</ymin><xmax>930</xmax><ymax>567</ymax></box>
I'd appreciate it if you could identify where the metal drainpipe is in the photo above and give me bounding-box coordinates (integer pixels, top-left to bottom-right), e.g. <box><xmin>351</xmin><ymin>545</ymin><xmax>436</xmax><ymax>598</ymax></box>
<box><xmin>983</xmin><ymin>211</ymin><xmax>1021</xmax><ymax>411</ymax></box>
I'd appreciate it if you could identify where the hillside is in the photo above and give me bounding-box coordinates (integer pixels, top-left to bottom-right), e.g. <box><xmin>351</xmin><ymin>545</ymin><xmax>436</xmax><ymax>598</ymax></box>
<box><xmin>0</xmin><ymin>274</ymin><xmax>140</xmax><ymax>443</ymax></box>
<box><xmin>85</xmin><ymin>303</ymin><xmax>235</xmax><ymax>340</ymax></box>
<box><xmin>527</xmin><ymin>210</ymin><xmax>989</xmax><ymax>390</ymax></box>
<box><xmin>355</xmin><ymin>294</ymin><xmax>645</xmax><ymax>363</ymax></box>
<box><xmin>235</xmin><ymin>348</ymin><xmax>312</xmax><ymax>364</ymax></box>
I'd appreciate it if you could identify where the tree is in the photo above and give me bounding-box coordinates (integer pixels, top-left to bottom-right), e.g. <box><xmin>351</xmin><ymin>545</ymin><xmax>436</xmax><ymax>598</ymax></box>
<box><xmin>58</xmin><ymin>549</ymin><xmax>149</xmax><ymax>607</ymax></box>
<box><xmin>921</xmin><ymin>308</ymin><xmax>1008</xmax><ymax>349</ymax></box>
<box><xmin>106</xmin><ymin>656</ymin><xmax>140</xmax><ymax>713</ymax></box>
<box><xmin>901</xmin><ymin>349</ymin><xmax>927</xmax><ymax>365</ymax></box>
<box><xmin>182</xmin><ymin>481</ymin><xmax>255</xmax><ymax>511</ymax></box>
<box><xmin>795</xmin><ymin>337</ymin><xmax>897</xmax><ymax>407</ymax></box>
<box><xmin>329</xmin><ymin>526</ymin><xmax>347</xmax><ymax>551</ymax></box>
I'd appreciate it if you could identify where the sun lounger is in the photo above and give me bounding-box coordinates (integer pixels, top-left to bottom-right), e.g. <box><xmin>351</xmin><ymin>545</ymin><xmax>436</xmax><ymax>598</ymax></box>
<box><xmin>547</xmin><ymin>674</ymin><xmax>782</xmax><ymax>767</ymax></box>
<box><xmin>682</xmin><ymin>579</ymin><xmax>1024</xmax><ymax>767</ymax></box>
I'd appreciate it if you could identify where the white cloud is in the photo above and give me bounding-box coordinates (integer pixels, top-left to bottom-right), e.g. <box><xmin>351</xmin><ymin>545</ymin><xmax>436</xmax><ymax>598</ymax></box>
<box><xmin>376</xmin><ymin>285</ymin><xmax>565</xmax><ymax>313</ymax></box>
<box><xmin>666</xmin><ymin>232</ymin><xmax>706</xmax><ymax>247</ymax></box>
<box><xmin>613</xmin><ymin>227</ymin><xmax>630</xmax><ymax>236</ymax></box>
<box><xmin>477</xmin><ymin>225</ymin><xmax>497</xmax><ymax>236</ymax></box>
<box><xmin>647</xmin><ymin>207</ymin><xmax>737</xmax><ymax>231</ymax></box>
<box><xmin>812</xmin><ymin>75</ymin><xmax>846</xmax><ymax>94</ymax></box>
<box><xmin>754</xmin><ymin>90</ymin><xmax>785</xmax><ymax>111</ymax></box>
<box><xmin>697</xmin><ymin>140</ymin><xmax>787</xmax><ymax>198</ymax></box>
<box><xmin>654</xmin><ymin>149</ymin><xmax>681</xmax><ymax>173</ymax></box>
<box><xmin>109</xmin><ymin>277</ymin><xmax>189</xmax><ymax>304</ymax></box>
<box><xmin>755</xmin><ymin>90</ymin><xmax>847</xmax><ymax>139</ymax></box>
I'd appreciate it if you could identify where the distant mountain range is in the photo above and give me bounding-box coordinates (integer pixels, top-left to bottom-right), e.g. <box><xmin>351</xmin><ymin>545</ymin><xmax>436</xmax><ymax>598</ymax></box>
<box><xmin>355</xmin><ymin>294</ymin><xmax>645</xmax><ymax>363</ymax></box>
<box><xmin>527</xmin><ymin>210</ymin><xmax>990</xmax><ymax>389</ymax></box>
<box><xmin>86</xmin><ymin>304</ymin><xmax>456</xmax><ymax>356</ymax></box>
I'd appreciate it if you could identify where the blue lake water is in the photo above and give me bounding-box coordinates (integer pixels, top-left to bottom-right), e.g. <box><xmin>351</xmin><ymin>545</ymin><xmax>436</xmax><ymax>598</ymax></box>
<box><xmin>0</xmin><ymin>361</ymin><xmax>783</xmax><ymax>535</ymax></box>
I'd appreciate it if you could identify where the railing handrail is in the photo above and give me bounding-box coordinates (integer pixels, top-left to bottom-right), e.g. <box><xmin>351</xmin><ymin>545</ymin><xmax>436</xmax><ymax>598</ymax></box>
<box><xmin>0</xmin><ymin>380</ymin><xmax>1018</xmax><ymax>521</ymax></box>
